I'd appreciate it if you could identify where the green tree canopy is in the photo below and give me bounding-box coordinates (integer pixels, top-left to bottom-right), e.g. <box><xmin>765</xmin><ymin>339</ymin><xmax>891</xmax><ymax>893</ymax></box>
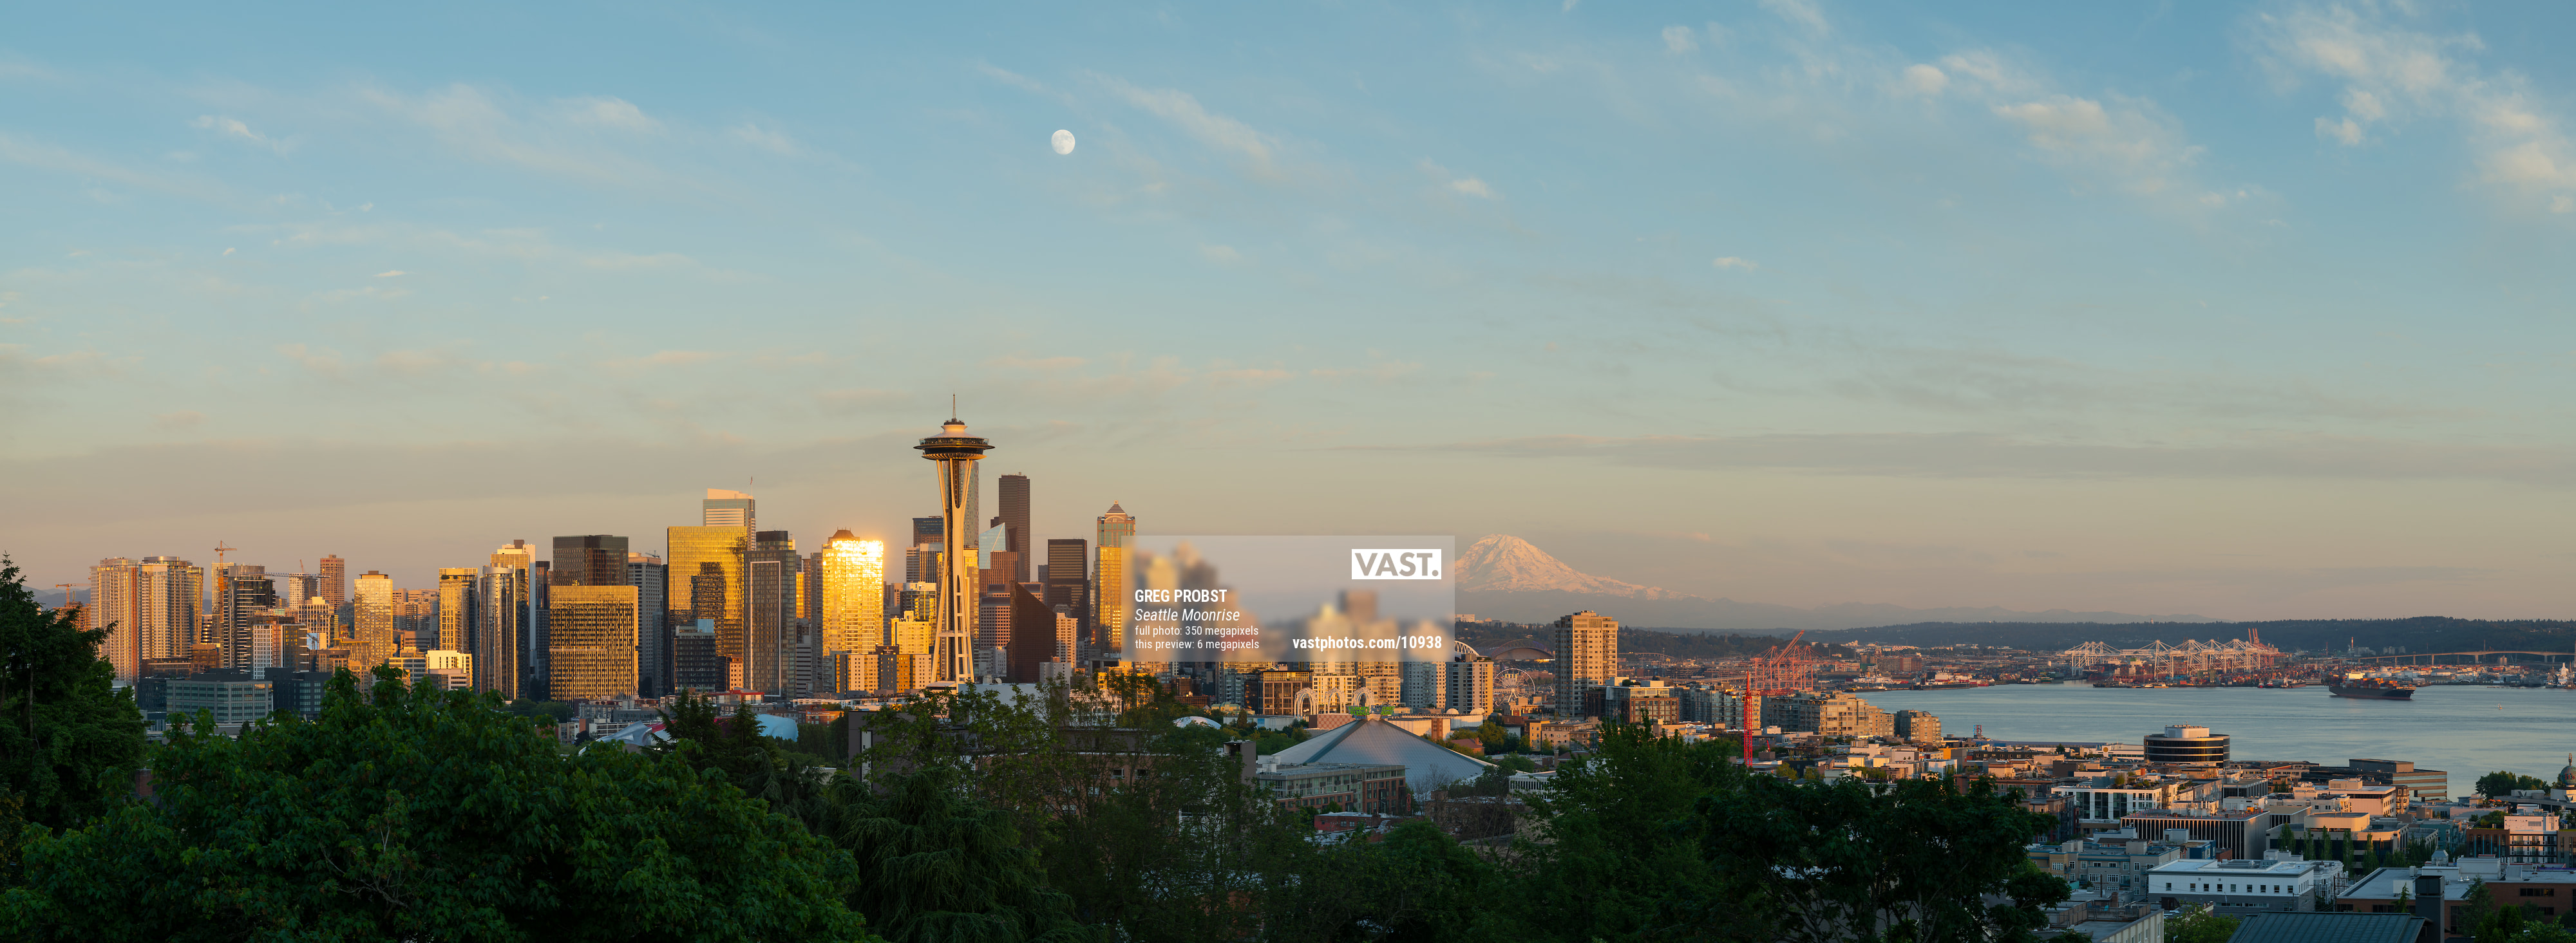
<box><xmin>0</xmin><ymin>557</ymin><xmax>146</xmax><ymax>830</ymax></box>
<box><xmin>3</xmin><ymin>667</ymin><xmax>876</xmax><ymax>942</ymax></box>
<box><xmin>2477</xmin><ymin>771</ymin><xmax>2550</xmax><ymax>799</ymax></box>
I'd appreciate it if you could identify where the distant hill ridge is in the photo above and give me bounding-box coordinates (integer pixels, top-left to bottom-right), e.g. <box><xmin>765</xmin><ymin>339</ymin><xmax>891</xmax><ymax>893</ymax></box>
<box><xmin>1453</xmin><ymin>534</ymin><xmax>2209</xmax><ymax>631</ymax></box>
<box><xmin>1806</xmin><ymin>617</ymin><xmax>2576</xmax><ymax>655</ymax></box>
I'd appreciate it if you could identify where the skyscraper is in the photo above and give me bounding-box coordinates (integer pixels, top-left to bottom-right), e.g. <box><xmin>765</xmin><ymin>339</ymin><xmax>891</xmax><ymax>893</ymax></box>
<box><xmin>354</xmin><ymin>571</ymin><xmax>395</xmax><ymax>668</ymax></box>
<box><xmin>474</xmin><ymin>566</ymin><xmax>525</xmax><ymax>696</ymax></box>
<box><xmin>1043</xmin><ymin>539</ymin><xmax>1088</xmax><ymax>637</ymax></box>
<box><xmin>88</xmin><ymin>557</ymin><xmax>142</xmax><ymax>682</ymax></box>
<box><xmin>551</xmin><ymin>536</ymin><xmax>629</xmax><ymax>588</ymax></box>
<box><xmin>437</xmin><ymin>568</ymin><xmax>477</xmax><ymax>653</ymax></box>
<box><xmin>703</xmin><ymin>489</ymin><xmax>755</xmax><ymax>528</ymax></box>
<box><xmin>489</xmin><ymin>541</ymin><xmax>538</xmax><ymax>694</ymax></box>
<box><xmin>137</xmin><ymin>556</ymin><xmax>203</xmax><ymax>664</ymax></box>
<box><xmin>746</xmin><ymin>530</ymin><xmax>799</xmax><ymax>694</ymax></box>
<box><xmin>916</xmin><ymin>416</ymin><xmax>993</xmax><ymax>684</ymax></box>
<box><xmin>317</xmin><ymin>555</ymin><xmax>346</xmax><ymax>610</ymax></box>
<box><xmin>220</xmin><ymin>572</ymin><xmax>277</xmax><ymax>670</ymax></box>
<box><xmin>906</xmin><ymin>516</ymin><xmax>942</xmax><ymax>583</ymax></box>
<box><xmin>548</xmin><ymin>584</ymin><xmax>639</xmax><ymax>700</ymax></box>
<box><xmin>1094</xmin><ymin>502</ymin><xmax>1134</xmax><ymax>651</ymax></box>
<box><xmin>996</xmin><ymin>472</ymin><xmax>1030</xmax><ymax>583</ymax></box>
<box><xmin>819</xmin><ymin>532</ymin><xmax>886</xmax><ymax>664</ymax></box>
<box><xmin>626</xmin><ymin>552</ymin><xmax>667</xmax><ymax>696</ymax></box>
<box><xmin>1552</xmin><ymin>610</ymin><xmax>1618</xmax><ymax>718</ymax></box>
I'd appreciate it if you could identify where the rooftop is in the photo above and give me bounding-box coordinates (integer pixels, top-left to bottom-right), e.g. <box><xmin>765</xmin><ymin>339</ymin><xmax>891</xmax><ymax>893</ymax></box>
<box><xmin>2150</xmin><ymin>858</ymin><xmax>2338</xmax><ymax>877</ymax></box>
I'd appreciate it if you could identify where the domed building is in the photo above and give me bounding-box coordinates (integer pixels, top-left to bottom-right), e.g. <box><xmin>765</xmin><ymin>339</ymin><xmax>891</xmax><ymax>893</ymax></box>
<box><xmin>2557</xmin><ymin>754</ymin><xmax>2575</xmax><ymax>788</ymax></box>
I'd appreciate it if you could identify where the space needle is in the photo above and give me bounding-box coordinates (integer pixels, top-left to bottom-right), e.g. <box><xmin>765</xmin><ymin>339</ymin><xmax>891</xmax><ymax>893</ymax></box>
<box><xmin>916</xmin><ymin>413</ymin><xmax>992</xmax><ymax>684</ymax></box>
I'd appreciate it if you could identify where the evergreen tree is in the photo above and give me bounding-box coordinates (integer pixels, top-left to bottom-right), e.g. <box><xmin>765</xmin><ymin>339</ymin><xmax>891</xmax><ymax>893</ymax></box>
<box><xmin>1</xmin><ymin>667</ymin><xmax>875</xmax><ymax>941</ymax></box>
<box><xmin>0</xmin><ymin>558</ymin><xmax>146</xmax><ymax>830</ymax></box>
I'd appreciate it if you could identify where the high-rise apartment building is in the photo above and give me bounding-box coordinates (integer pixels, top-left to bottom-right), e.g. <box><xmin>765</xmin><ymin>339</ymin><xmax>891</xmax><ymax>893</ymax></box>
<box><xmin>670</xmin><ymin>512</ymin><xmax>748</xmax><ymax>690</ymax></box>
<box><xmin>437</xmin><ymin>568</ymin><xmax>477</xmax><ymax>653</ymax></box>
<box><xmin>819</xmin><ymin>532</ymin><xmax>886</xmax><ymax>659</ymax></box>
<box><xmin>220</xmin><ymin>574</ymin><xmax>278</xmax><ymax>670</ymax></box>
<box><xmin>1552</xmin><ymin>610</ymin><xmax>1618</xmax><ymax>718</ymax></box>
<box><xmin>393</xmin><ymin>588</ymin><xmax>437</xmax><ymax>645</ymax></box>
<box><xmin>672</xmin><ymin>619</ymin><xmax>719</xmax><ymax>692</ymax></box>
<box><xmin>1094</xmin><ymin>502</ymin><xmax>1134</xmax><ymax>650</ymax></box>
<box><xmin>996</xmin><ymin>472</ymin><xmax>1030</xmax><ymax>583</ymax></box>
<box><xmin>87</xmin><ymin>558</ymin><xmax>144</xmax><ymax>682</ymax></box>
<box><xmin>702</xmin><ymin>489</ymin><xmax>755</xmax><ymax>528</ymax></box>
<box><xmin>317</xmin><ymin>555</ymin><xmax>346</xmax><ymax>610</ymax></box>
<box><xmin>1446</xmin><ymin>656</ymin><xmax>1497</xmax><ymax>714</ymax></box>
<box><xmin>551</xmin><ymin>535</ymin><xmax>629</xmax><ymax>588</ymax></box>
<box><xmin>625</xmin><ymin>552</ymin><xmax>667</xmax><ymax>696</ymax></box>
<box><xmin>137</xmin><ymin>556</ymin><xmax>203</xmax><ymax>664</ymax></box>
<box><xmin>276</xmin><ymin>573</ymin><xmax>319</xmax><ymax>610</ymax></box>
<box><xmin>473</xmin><ymin>566</ymin><xmax>525</xmax><ymax>697</ymax></box>
<box><xmin>354</xmin><ymin>572</ymin><xmax>395</xmax><ymax>669</ymax></box>
<box><xmin>917</xmin><ymin>418</ymin><xmax>994</xmax><ymax>684</ymax></box>
<box><xmin>548</xmin><ymin>584</ymin><xmax>639</xmax><ymax>700</ymax></box>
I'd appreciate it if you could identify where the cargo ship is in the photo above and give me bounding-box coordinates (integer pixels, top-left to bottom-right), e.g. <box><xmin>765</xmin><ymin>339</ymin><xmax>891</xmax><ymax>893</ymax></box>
<box><xmin>2328</xmin><ymin>677</ymin><xmax>2416</xmax><ymax>700</ymax></box>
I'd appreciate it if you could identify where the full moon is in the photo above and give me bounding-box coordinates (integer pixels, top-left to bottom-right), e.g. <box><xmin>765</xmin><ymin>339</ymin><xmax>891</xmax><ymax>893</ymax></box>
<box><xmin>1051</xmin><ymin>129</ymin><xmax>1075</xmax><ymax>155</ymax></box>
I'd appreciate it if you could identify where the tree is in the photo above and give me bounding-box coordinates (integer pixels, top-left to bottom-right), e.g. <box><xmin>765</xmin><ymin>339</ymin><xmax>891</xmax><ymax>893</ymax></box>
<box><xmin>2478</xmin><ymin>770</ymin><xmax>2550</xmax><ymax>799</ymax></box>
<box><xmin>0</xmin><ymin>557</ymin><xmax>147</xmax><ymax>830</ymax></box>
<box><xmin>2168</xmin><ymin>905</ymin><xmax>2239</xmax><ymax>943</ymax></box>
<box><xmin>1698</xmin><ymin>773</ymin><xmax>2069</xmax><ymax>943</ymax></box>
<box><xmin>1</xmin><ymin>667</ymin><xmax>876</xmax><ymax>941</ymax></box>
<box><xmin>824</xmin><ymin>768</ymin><xmax>1092</xmax><ymax>943</ymax></box>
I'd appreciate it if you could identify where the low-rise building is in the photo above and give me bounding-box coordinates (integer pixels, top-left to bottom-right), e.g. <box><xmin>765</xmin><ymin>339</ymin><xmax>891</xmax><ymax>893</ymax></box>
<box><xmin>2146</xmin><ymin>854</ymin><xmax>2345</xmax><ymax>915</ymax></box>
<box><xmin>1256</xmin><ymin>761</ymin><xmax>1411</xmax><ymax>814</ymax></box>
<box><xmin>2122</xmin><ymin>807</ymin><xmax>2275</xmax><ymax>861</ymax></box>
<box><xmin>166</xmin><ymin>669</ymin><xmax>275</xmax><ymax>727</ymax></box>
<box><xmin>2026</xmin><ymin>837</ymin><xmax>2188</xmax><ymax>901</ymax></box>
<box><xmin>2336</xmin><ymin>856</ymin><xmax>2576</xmax><ymax>931</ymax></box>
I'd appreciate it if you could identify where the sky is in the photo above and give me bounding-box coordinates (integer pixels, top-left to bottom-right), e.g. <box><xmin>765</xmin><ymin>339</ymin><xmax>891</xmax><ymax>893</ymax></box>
<box><xmin>4</xmin><ymin>1</ymin><xmax>2573</xmax><ymax>622</ymax></box>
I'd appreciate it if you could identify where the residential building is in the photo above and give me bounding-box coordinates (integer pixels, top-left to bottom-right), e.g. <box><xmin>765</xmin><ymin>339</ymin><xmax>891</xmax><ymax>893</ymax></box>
<box><xmin>137</xmin><ymin>556</ymin><xmax>203</xmax><ymax>664</ymax></box>
<box><xmin>354</xmin><ymin>571</ymin><xmax>395</xmax><ymax>669</ymax></box>
<box><xmin>1446</xmin><ymin>656</ymin><xmax>1497</xmax><ymax>714</ymax></box>
<box><xmin>1767</xmin><ymin>690</ymin><xmax>1894</xmax><ymax>739</ymax></box>
<box><xmin>1596</xmin><ymin>680</ymin><xmax>1679</xmax><ymax>725</ymax></box>
<box><xmin>549</xmin><ymin>584</ymin><xmax>639</xmax><ymax>701</ymax></box>
<box><xmin>1094</xmin><ymin>502</ymin><xmax>1133</xmax><ymax>649</ymax></box>
<box><xmin>1895</xmin><ymin>709</ymin><xmax>1942</xmax><ymax>743</ymax></box>
<box><xmin>436</xmin><ymin>568</ymin><xmax>476</xmax><ymax>653</ymax></box>
<box><xmin>88</xmin><ymin>557</ymin><xmax>142</xmax><ymax>682</ymax></box>
<box><xmin>1551</xmin><ymin>610</ymin><xmax>1617</xmax><ymax>717</ymax></box>
<box><xmin>2027</xmin><ymin>835</ymin><xmax>2196</xmax><ymax>902</ymax></box>
<box><xmin>473</xmin><ymin>566</ymin><xmax>524</xmax><ymax>697</ymax></box>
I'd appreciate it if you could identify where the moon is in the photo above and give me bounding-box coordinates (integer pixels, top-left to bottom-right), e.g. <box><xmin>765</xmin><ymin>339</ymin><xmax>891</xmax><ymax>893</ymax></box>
<box><xmin>1051</xmin><ymin>129</ymin><xmax>1075</xmax><ymax>155</ymax></box>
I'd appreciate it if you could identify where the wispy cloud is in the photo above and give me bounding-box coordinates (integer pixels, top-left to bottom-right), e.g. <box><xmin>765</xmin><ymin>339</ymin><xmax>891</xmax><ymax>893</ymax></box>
<box><xmin>1662</xmin><ymin>26</ymin><xmax>1700</xmax><ymax>54</ymax></box>
<box><xmin>374</xmin><ymin>270</ymin><xmax>405</xmax><ymax>278</ymax></box>
<box><xmin>1759</xmin><ymin>0</ymin><xmax>1830</xmax><ymax>35</ymax></box>
<box><xmin>0</xmin><ymin>133</ymin><xmax>226</xmax><ymax>201</ymax></box>
<box><xmin>2255</xmin><ymin>3</ymin><xmax>2576</xmax><ymax>211</ymax></box>
<box><xmin>190</xmin><ymin>115</ymin><xmax>293</xmax><ymax>154</ymax></box>
<box><xmin>1711</xmin><ymin>256</ymin><xmax>1759</xmax><ymax>270</ymax></box>
<box><xmin>1405</xmin><ymin>432</ymin><xmax>2576</xmax><ymax>485</ymax></box>
<box><xmin>562</xmin><ymin>96</ymin><xmax>660</xmax><ymax>132</ymax></box>
<box><xmin>1092</xmin><ymin>73</ymin><xmax>1281</xmax><ymax>176</ymax></box>
<box><xmin>1419</xmin><ymin>159</ymin><xmax>1499</xmax><ymax>200</ymax></box>
<box><xmin>728</xmin><ymin>122</ymin><xmax>797</xmax><ymax>155</ymax></box>
<box><xmin>359</xmin><ymin>84</ymin><xmax>672</xmax><ymax>187</ymax></box>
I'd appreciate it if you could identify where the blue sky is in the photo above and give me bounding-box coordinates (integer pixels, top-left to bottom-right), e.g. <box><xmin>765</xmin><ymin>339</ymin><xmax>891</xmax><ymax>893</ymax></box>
<box><xmin>5</xmin><ymin>1</ymin><xmax>2573</xmax><ymax>621</ymax></box>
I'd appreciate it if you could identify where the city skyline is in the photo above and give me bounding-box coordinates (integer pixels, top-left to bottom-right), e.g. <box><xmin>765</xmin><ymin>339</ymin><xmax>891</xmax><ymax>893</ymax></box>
<box><xmin>8</xmin><ymin>3</ymin><xmax>2576</xmax><ymax>621</ymax></box>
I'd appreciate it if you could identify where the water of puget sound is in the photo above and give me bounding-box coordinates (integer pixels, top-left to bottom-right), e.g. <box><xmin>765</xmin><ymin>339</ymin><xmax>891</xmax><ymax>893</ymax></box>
<box><xmin>1857</xmin><ymin>683</ymin><xmax>2575</xmax><ymax>795</ymax></box>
